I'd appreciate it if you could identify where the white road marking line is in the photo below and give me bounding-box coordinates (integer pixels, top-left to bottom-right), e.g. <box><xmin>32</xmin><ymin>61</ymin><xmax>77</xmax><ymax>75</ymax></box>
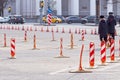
<box><xmin>49</xmin><ymin>66</ymin><xmax>77</xmax><ymax>75</ymax></box>
<box><xmin>95</xmin><ymin>63</ymin><xmax>120</xmax><ymax>71</ymax></box>
<box><xmin>49</xmin><ymin>62</ymin><xmax>120</xmax><ymax>75</ymax></box>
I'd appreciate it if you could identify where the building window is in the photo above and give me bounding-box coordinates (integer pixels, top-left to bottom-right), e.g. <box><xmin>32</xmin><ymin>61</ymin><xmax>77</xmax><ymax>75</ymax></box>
<box><xmin>82</xmin><ymin>6</ymin><xmax>87</xmax><ymax>9</ymax></box>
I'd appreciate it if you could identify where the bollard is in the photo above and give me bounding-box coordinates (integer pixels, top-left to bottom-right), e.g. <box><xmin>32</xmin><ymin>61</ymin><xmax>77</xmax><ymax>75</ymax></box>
<box><xmin>85</xmin><ymin>29</ymin><xmax>87</xmax><ymax>34</ymax></box>
<box><xmin>24</xmin><ymin>31</ymin><xmax>27</xmax><ymax>42</ymax></box>
<box><xmin>69</xmin><ymin>28</ymin><xmax>71</xmax><ymax>34</ymax></box>
<box><xmin>60</xmin><ymin>38</ymin><xmax>63</xmax><ymax>56</ymax></box>
<box><xmin>62</xmin><ymin>27</ymin><xmax>65</xmax><ymax>33</ymax></box>
<box><xmin>119</xmin><ymin>39</ymin><xmax>120</xmax><ymax>57</ymax></box>
<box><xmin>33</xmin><ymin>34</ymin><xmax>36</xmax><ymax>49</ymax></box>
<box><xmin>110</xmin><ymin>39</ymin><xmax>115</xmax><ymax>61</ymax></box>
<box><xmin>30</xmin><ymin>27</ymin><xmax>33</xmax><ymax>31</ymax></box>
<box><xmin>100</xmin><ymin>40</ymin><xmax>106</xmax><ymax>65</ymax></box>
<box><xmin>27</xmin><ymin>27</ymin><xmax>29</xmax><ymax>31</ymax></box>
<box><xmin>47</xmin><ymin>14</ymin><xmax>52</xmax><ymax>26</ymax></box>
<box><xmin>70</xmin><ymin>33</ymin><xmax>74</xmax><ymax>49</ymax></box>
<box><xmin>89</xmin><ymin>42</ymin><xmax>95</xmax><ymax>68</ymax></box>
<box><xmin>94</xmin><ymin>28</ymin><xmax>97</xmax><ymax>35</ymax></box>
<box><xmin>106</xmin><ymin>34</ymin><xmax>111</xmax><ymax>47</ymax></box>
<box><xmin>81</xmin><ymin>30</ymin><xmax>84</xmax><ymax>41</ymax></box>
<box><xmin>55</xmin><ymin>38</ymin><xmax>69</xmax><ymax>58</ymax></box>
<box><xmin>10</xmin><ymin>38</ymin><xmax>16</xmax><ymax>59</ymax></box>
<box><xmin>56</xmin><ymin>27</ymin><xmax>58</xmax><ymax>33</ymax></box>
<box><xmin>22</xmin><ymin>26</ymin><xmax>24</xmax><ymax>31</ymax></box>
<box><xmin>78</xmin><ymin>28</ymin><xmax>80</xmax><ymax>34</ymax></box>
<box><xmin>46</xmin><ymin>27</ymin><xmax>49</xmax><ymax>32</ymax></box>
<box><xmin>35</xmin><ymin>27</ymin><xmax>37</xmax><ymax>31</ymax></box>
<box><xmin>69</xmin><ymin>44</ymin><xmax>92</xmax><ymax>73</ymax></box>
<box><xmin>4</xmin><ymin>33</ymin><xmax>7</xmax><ymax>47</ymax></box>
<box><xmin>51</xmin><ymin>31</ymin><xmax>55</xmax><ymax>41</ymax></box>
<box><xmin>91</xmin><ymin>29</ymin><xmax>93</xmax><ymax>35</ymax></box>
<box><xmin>75</xmin><ymin>28</ymin><xmax>77</xmax><ymax>34</ymax></box>
<box><xmin>41</xmin><ymin>27</ymin><xmax>43</xmax><ymax>32</ymax></box>
<box><xmin>51</xmin><ymin>27</ymin><xmax>53</xmax><ymax>32</ymax></box>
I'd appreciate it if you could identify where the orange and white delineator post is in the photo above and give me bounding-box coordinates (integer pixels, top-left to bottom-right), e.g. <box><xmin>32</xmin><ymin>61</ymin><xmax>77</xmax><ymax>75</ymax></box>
<box><xmin>60</xmin><ymin>38</ymin><xmax>63</xmax><ymax>56</ymax></box>
<box><xmin>75</xmin><ymin>28</ymin><xmax>77</xmax><ymax>34</ymax></box>
<box><xmin>33</xmin><ymin>34</ymin><xmax>36</xmax><ymax>49</ymax></box>
<box><xmin>35</xmin><ymin>27</ymin><xmax>37</xmax><ymax>31</ymax></box>
<box><xmin>94</xmin><ymin>28</ymin><xmax>97</xmax><ymax>35</ymax></box>
<box><xmin>119</xmin><ymin>39</ymin><xmax>120</xmax><ymax>57</ymax></box>
<box><xmin>110</xmin><ymin>39</ymin><xmax>115</xmax><ymax>61</ymax></box>
<box><xmin>62</xmin><ymin>27</ymin><xmax>65</xmax><ymax>33</ymax></box>
<box><xmin>41</xmin><ymin>27</ymin><xmax>44</xmax><ymax>32</ymax></box>
<box><xmin>30</xmin><ymin>27</ymin><xmax>33</xmax><ymax>31</ymax></box>
<box><xmin>27</xmin><ymin>27</ymin><xmax>29</xmax><ymax>31</ymax></box>
<box><xmin>106</xmin><ymin>34</ymin><xmax>111</xmax><ymax>47</ymax></box>
<box><xmin>51</xmin><ymin>31</ymin><xmax>55</xmax><ymax>41</ymax></box>
<box><xmin>89</xmin><ymin>42</ymin><xmax>95</xmax><ymax>68</ymax></box>
<box><xmin>47</xmin><ymin>13</ymin><xmax>52</xmax><ymax>26</ymax></box>
<box><xmin>55</xmin><ymin>38</ymin><xmax>69</xmax><ymax>58</ymax></box>
<box><xmin>4</xmin><ymin>33</ymin><xmax>7</xmax><ymax>47</ymax></box>
<box><xmin>10</xmin><ymin>38</ymin><xmax>16</xmax><ymax>59</ymax></box>
<box><xmin>78</xmin><ymin>28</ymin><xmax>80</xmax><ymax>34</ymax></box>
<box><xmin>85</xmin><ymin>29</ymin><xmax>87</xmax><ymax>34</ymax></box>
<box><xmin>70</xmin><ymin>33</ymin><xmax>74</xmax><ymax>49</ymax></box>
<box><xmin>69</xmin><ymin>28</ymin><xmax>71</xmax><ymax>34</ymax></box>
<box><xmin>56</xmin><ymin>27</ymin><xmax>58</xmax><ymax>33</ymax></box>
<box><xmin>69</xmin><ymin>44</ymin><xmax>92</xmax><ymax>73</ymax></box>
<box><xmin>81</xmin><ymin>29</ymin><xmax>84</xmax><ymax>41</ymax></box>
<box><xmin>51</xmin><ymin>27</ymin><xmax>54</xmax><ymax>32</ymax></box>
<box><xmin>101</xmin><ymin>40</ymin><xmax>106</xmax><ymax>64</ymax></box>
<box><xmin>46</xmin><ymin>27</ymin><xmax>49</xmax><ymax>32</ymax></box>
<box><xmin>91</xmin><ymin>29</ymin><xmax>93</xmax><ymax>35</ymax></box>
<box><xmin>24</xmin><ymin>31</ymin><xmax>27</xmax><ymax>42</ymax></box>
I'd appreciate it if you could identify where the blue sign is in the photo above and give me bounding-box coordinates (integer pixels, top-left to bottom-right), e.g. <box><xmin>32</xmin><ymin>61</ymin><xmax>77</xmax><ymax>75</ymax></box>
<box><xmin>47</xmin><ymin>8</ymin><xmax>52</xmax><ymax>13</ymax></box>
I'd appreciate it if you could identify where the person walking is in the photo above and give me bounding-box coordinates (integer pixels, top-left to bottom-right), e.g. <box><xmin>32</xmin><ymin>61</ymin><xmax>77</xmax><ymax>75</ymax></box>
<box><xmin>107</xmin><ymin>12</ymin><xmax>117</xmax><ymax>40</ymax></box>
<box><xmin>98</xmin><ymin>15</ymin><xmax>108</xmax><ymax>43</ymax></box>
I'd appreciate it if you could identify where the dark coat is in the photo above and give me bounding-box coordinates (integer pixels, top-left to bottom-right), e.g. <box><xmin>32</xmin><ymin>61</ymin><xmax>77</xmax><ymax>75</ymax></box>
<box><xmin>98</xmin><ymin>19</ymin><xmax>108</xmax><ymax>37</ymax></box>
<box><xmin>107</xmin><ymin>15</ymin><xmax>116</xmax><ymax>33</ymax></box>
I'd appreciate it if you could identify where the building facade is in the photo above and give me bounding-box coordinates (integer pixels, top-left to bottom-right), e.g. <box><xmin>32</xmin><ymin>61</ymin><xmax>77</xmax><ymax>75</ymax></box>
<box><xmin>4</xmin><ymin>0</ymin><xmax>120</xmax><ymax>18</ymax></box>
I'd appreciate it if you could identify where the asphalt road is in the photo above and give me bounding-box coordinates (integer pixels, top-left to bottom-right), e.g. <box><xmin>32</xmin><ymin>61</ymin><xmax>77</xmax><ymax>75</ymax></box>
<box><xmin>0</xmin><ymin>23</ymin><xmax>120</xmax><ymax>80</ymax></box>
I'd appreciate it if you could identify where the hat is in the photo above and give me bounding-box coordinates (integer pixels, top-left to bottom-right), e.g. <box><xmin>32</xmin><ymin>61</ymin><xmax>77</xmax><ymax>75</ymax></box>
<box><xmin>100</xmin><ymin>15</ymin><xmax>104</xmax><ymax>18</ymax></box>
<box><xmin>109</xmin><ymin>12</ymin><xmax>113</xmax><ymax>14</ymax></box>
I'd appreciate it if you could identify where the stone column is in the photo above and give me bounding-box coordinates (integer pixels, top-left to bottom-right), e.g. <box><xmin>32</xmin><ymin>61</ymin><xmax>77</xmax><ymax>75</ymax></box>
<box><xmin>69</xmin><ymin>0</ymin><xmax>79</xmax><ymax>15</ymax></box>
<box><xmin>90</xmin><ymin>0</ymin><xmax>96</xmax><ymax>16</ymax></box>
<box><xmin>107</xmin><ymin>0</ymin><xmax>113</xmax><ymax>15</ymax></box>
<box><xmin>56</xmin><ymin>0</ymin><xmax>62</xmax><ymax>15</ymax></box>
<box><xmin>16</xmin><ymin>0</ymin><xmax>21</xmax><ymax>15</ymax></box>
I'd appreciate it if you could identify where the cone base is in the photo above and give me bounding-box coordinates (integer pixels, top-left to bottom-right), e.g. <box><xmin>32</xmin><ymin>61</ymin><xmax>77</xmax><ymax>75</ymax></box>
<box><xmin>55</xmin><ymin>55</ymin><xmax>69</xmax><ymax>58</ymax></box>
<box><xmin>67</xmin><ymin>45</ymin><xmax>77</xmax><ymax>49</ymax></box>
<box><xmin>9</xmin><ymin>57</ymin><xmax>16</xmax><ymax>59</ymax></box>
<box><xmin>3</xmin><ymin>46</ymin><xmax>8</xmax><ymax>47</ymax></box>
<box><xmin>86</xmin><ymin>66</ymin><xmax>98</xmax><ymax>69</ymax></box>
<box><xmin>69</xmin><ymin>69</ymin><xmax>92</xmax><ymax>73</ymax></box>
<box><xmin>51</xmin><ymin>40</ymin><xmax>56</xmax><ymax>41</ymax></box>
<box><xmin>107</xmin><ymin>61</ymin><xmax>118</xmax><ymax>63</ymax></box>
<box><xmin>79</xmin><ymin>40</ymin><xmax>84</xmax><ymax>41</ymax></box>
<box><xmin>32</xmin><ymin>48</ymin><xmax>40</xmax><ymax>50</ymax></box>
<box><xmin>98</xmin><ymin>63</ymin><xmax>108</xmax><ymax>66</ymax></box>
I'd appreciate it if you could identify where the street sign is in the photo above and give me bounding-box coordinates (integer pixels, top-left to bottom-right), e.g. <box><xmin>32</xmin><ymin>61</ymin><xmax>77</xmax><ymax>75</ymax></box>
<box><xmin>47</xmin><ymin>8</ymin><xmax>52</xmax><ymax>13</ymax></box>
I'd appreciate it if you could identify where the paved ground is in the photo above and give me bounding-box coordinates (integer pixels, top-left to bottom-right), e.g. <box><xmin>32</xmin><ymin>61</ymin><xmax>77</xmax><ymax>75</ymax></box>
<box><xmin>0</xmin><ymin>23</ymin><xmax>120</xmax><ymax>80</ymax></box>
